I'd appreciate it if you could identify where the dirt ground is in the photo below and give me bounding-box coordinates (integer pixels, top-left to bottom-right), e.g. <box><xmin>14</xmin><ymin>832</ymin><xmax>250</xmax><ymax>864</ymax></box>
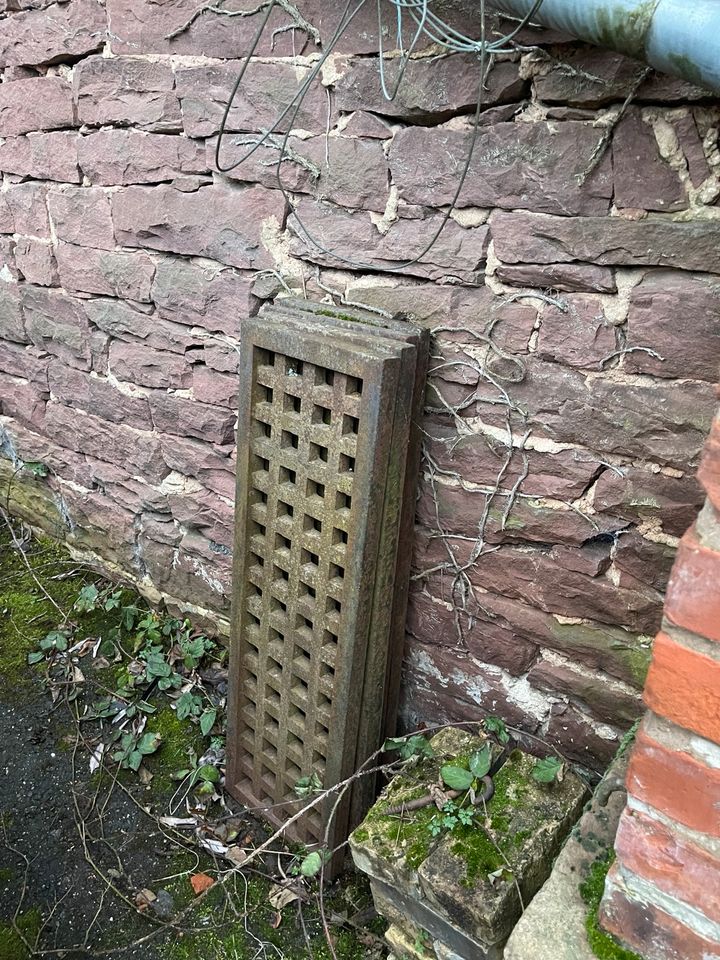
<box><xmin>0</xmin><ymin>519</ymin><xmax>385</xmax><ymax>960</ymax></box>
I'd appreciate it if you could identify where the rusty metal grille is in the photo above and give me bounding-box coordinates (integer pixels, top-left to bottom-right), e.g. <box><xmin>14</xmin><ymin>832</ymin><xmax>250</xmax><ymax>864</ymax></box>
<box><xmin>227</xmin><ymin>306</ymin><xmax>427</xmax><ymax>858</ymax></box>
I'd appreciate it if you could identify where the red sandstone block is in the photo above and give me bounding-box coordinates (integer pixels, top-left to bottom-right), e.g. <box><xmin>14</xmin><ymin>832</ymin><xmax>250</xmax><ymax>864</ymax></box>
<box><xmin>644</xmin><ymin>632</ymin><xmax>720</xmax><ymax>744</ymax></box>
<box><xmin>626</xmin><ymin>728</ymin><xmax>720</xmax><ymax>837</ymax></box>
<box><xmin>699</xmin><ymin>418</ymin><xmax>720</xmax><ymax>513</ymax></box>
<box><xmin>664</xmin><ymin>529</ymin><xmax>720</xmax><ymax>643</ymax></box>
<box><xmin>600</xmin><ymin>863</ymin><xmax>720</xmax><ymax>960</ymax></box>
<box><xmin>615</xmin><ymin>808</ymin><xmax>720</xmax><ymax>920</ymax></box>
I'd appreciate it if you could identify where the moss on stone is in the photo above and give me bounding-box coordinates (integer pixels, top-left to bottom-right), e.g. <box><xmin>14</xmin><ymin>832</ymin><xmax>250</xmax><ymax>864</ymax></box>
<box><xmin>580</xmin><ymin>852</ymin><xmax>642</xmax><ymax>960</ymax></box>
<box><xmin>0</xmin><ymin>909</ymin><xmax>42</xmax><ymax>960</ymax></box>
<box><xmin>145</xmin><ymin>705</ymin><xmax>204</xmax><ymax>791</ymax></box>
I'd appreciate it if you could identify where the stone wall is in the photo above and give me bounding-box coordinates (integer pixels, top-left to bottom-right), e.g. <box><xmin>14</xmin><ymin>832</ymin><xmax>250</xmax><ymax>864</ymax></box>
<box><xmin>1</xmin><ymin>0</ymin><xmax>719</xmax><ymax>770</ymax></box>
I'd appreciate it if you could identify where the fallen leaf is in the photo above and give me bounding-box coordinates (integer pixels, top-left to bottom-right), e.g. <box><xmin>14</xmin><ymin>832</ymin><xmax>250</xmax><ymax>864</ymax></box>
<box><xmin>198</xmin><ymin>837</ymin><xmax>228</xmax><ymax>856</ymax></box>
<box><xmin>89</xmin><ymin>743</ymin><xmax>105</xmax><ymax>774</ymax></box>
<box><xmin>159</xmin><ymin>816</ymin><xmax>197</xmax><ymax>828</ymax></box>
<box><xmin>225</xmin><ymin>846</ymin><xmax>248</xmax><ymax>867</ymax></box>
<box><xmin>190</xmin><ymin>873</ymin><xmax>215</xmax><ymax>896</ymax></box>
<box><xmin>268</xmin><ymin>884</ymin><xmax>299</xmax><ymax>910</ymax></box>
<box><xmin>270</xmin><ymin>911</ymin><xmax>282</xmax><ymax>929</ymax></box>
<box><xmin>135</xmin><ymin>888</ymin><xmax>156</xmax><ymax>911</ymax></box>
<box><xmin>138</xmin><ymin>766</ymin><xmax>154</xmax><ymax>785</ymax></box>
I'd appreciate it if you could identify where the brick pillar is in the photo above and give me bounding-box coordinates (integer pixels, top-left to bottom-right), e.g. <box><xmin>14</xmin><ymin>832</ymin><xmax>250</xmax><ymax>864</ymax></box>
<box><xmin>599</xmin><ymin>415</ymin><xmax>720</xmax><ymax>960</ymax></box>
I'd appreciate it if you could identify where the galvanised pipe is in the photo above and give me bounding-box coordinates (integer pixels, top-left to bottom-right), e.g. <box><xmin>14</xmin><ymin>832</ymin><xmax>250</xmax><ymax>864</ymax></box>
<box><xmin>490</xmin><ymin>0</ymin><xmax>720</xmax><ymax>95</ymax></box>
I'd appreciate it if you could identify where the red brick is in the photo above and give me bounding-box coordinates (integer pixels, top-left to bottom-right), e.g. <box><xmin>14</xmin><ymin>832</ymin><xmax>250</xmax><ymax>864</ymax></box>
<box><xmin>664</xmin><ymin>529</ymin><xmax>720</xmax><ymax>643</ymax></box>
<box><xmin>626</xmin><ymin>728</ymin><xmax>720</xmax><ymax>837</ymax></box>
<box><xmin>644</xmin><ymin>632</ymin><xmax>720</xmax><ymax>744</ymax></box>
<box><xmin>615</xmin><ymin>808</ymin><xmax>720</xmax><ymax>920</ymax></box>
<box><xmin>600</xmin><ymin>864</ymin><xmax>720</xmax><ymax>960</ymax></box>
<box><xmin>699</xmin><ymin>417</ymin><xmax>720</xmax><ymax>513</ymax></box>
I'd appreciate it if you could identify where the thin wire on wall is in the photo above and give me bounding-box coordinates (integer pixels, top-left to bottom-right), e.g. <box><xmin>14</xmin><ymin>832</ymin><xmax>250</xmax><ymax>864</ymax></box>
<box><xmin>214</xmin><ymin>0</ymin><xmax>544</xmax><ymax>272</ymax></box>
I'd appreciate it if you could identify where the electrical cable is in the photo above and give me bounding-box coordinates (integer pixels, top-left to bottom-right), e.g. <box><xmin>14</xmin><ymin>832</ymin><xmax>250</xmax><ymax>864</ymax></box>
<box><xmin>214</xmin><ymin>0</ymin><xmax>544</xmax><ymax>272</ymax></box>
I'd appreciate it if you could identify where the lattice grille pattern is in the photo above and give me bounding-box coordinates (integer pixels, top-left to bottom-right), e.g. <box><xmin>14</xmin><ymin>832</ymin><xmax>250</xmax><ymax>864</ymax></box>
<box><xmin>227</xmin><ymin>307</ymin><xmax>427</xmax><ymax>856</ymax></box>
<box><xmin>234</xmin><ymin>348</ymin><xmax>365</xmax><ymax>840</ymax></box>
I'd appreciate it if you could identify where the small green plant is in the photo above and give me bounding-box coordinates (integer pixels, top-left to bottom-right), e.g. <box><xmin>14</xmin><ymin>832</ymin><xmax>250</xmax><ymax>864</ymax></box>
<box><xmin>484</xmin><ymin>715</ymin><xmax>510</xmax><ymax>745</ymax></box>
<box><xmin>428</xmin><ymin>799</ymin><xmax>476</xmax><ymax>837</ymax></box>
<box><xmin>27</xmin><ymin>629</ymin><xmax>71</xmax><ymax>664</ymax></box>
<box><xmin>532</xmin><ymin>756</ymin><xmax>564</xmax><ymax>784</ymax></box>
<box><xmin>383</xmin><ymin>733</ymin><xmax>435</xmax><ymax>760</ymax></box>
<box><xmin>112</xmin><ymin>730</ymin><xmax>162</xmax><ymax>771</ymax></box>
<box><xmin>23</xmin><ymin>460</ymin><xmax>49</xmax><ymax>478</ymax></box>
<box><xmin>294</xmin><ymin>772</ymin><xmax>323</xmax><ymax>798</ymax></box>
<box><xmin>290</xmin><ymin>848</ymin><xmax>332</xmax><ymax>878</ymax></box>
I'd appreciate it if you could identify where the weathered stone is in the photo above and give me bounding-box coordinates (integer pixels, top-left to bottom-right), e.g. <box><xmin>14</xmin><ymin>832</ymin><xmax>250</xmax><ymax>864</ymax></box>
<box><xmin>613</xmin><ymin>532</ymin><xmax>676</xmax><ymax>594</ymax></box>
<box><xmin>419</xmin><ymin>751</ymin><xmax>588</xmax><ymax>945</ymax></box>
<box><xmin>491</xmin><ymin>210</ymin><xmax>720</xmax><ymax>273</ymax></box>
<box><xmin>48</xmin><ymin>186</ymin><xmax>115</xmax><ymax>250</ymax></box>
<box><xmin>624</xmin><ymin>271</ymin><xmax>720</xmax><ymax>382</ymax></box>
<box><xmin>0</xmin><ymin>194</ymin><xmax>13</xmax><ymax>234</ymax></box>
<box><xmin>528</xmin><ymin>657</ymin><xmax>642</xmax><ymax>726</ymax></box>
<box><xmin>671</xmin><ymin>112</ymin><xmax>710</xmax><ymax>187</ymax></box>
<box><xmin>504</xmin><ymin>753</ymin><xmax>629</xmax><ymax>960</ymax></box>
<box><xmin>111</xmin><ymin>183</ymin><xmax>286</xmax><ymax>270</ymax></box>
<box><xmin>105</xmin><ymin>0</ymin><xmax>330</xmax><ymax>57</ymax></box>
<box><xmin>0</xmin><ymin>0</ymin><xmax>105</xmax><ymax>66</ymax></box>
<box><xmin>415</xmin><ymin>419</ymin><xmax>600</xmax><ymax>500</ymax></box>
<box><xmin>389</xmin><ymin>122</ymin><xmax>613</xmax><ymax>216</ymax></box>
<box><xmin>465</xmin><ymin>542</ymin><xmax>662</xmax><ymax>634</ymax></box>
<box><xmin>73</xmin><ymin>56</ymin><xmax>181</xmax><ymax>131</ymax></box>
<box><xmin>78</xmin><ymin>130</ymin><xmax>207</xmax><ymax>185</ymax></box>
<box><xmin>537</xmin><ymin>295</ymin><xmax>616</xmax><ymax>368</ymax></box>
<box><xmin>84</xmin><ymin>297</ymin><xmax>202</xmax><ymax>353</ymax></box>
<box><xmin>159</xmin><ymin>434</ymin><xmax>235</xmax><ymax>500</ymax></box>
<box><xmin>406</xmin><ymin>584</ymin><xmax>539</xmax><ymax>675</ymax></box>
<box><xmin>0</xmin><ymin>283</ymin><xmax>25</xmax><ymax>343</ymax></box>
<box><xmin>47</xmin><ymin>361</ymin><xmax>153</xmax><ymax>432</ymax></box>
<box><xmin>0</xmin><ymin>236</ymin><xmax>17</xmax><ymax>279</ymax></box>
<box><xmin>3</xmin><ymin>181</ymin><xmax>50</xmax><ymax>236</ymax></box>
<box><xmin>416</xmin><ymin>477</ymin><xmax>625</xmax><ymax>546</ymax></box>
<box><xmin>176</xmin><ymin>61</ymin><xmax>328</xmax><ymax>138</ymax></box>
<box><xmin>0</xmin><ymin>417</ymin><xmax>91</xmax><ymax>487</ymax></box>
<box><xmin>55</xmin><ymin>242</ymin><xmax>155</xmax><ymax>302</ymax></box>
<box><xmin>0</xmin><ymin>339</ymin><xmax>48</xmax><ymax>385</ymax></box>
<box><xmin>0</xmin><ymin>371</ymin><xmax>46</xmax><ymax>427</ymax></box>
<box><xmin>209</xmin><ymin>133</ymin><xmax>390</xmax><ymax>212</ymax></box>
<box><xmin>339</xmin><ymin>111</ymin><xmax>393</xmax><ymax>140</ymax></box>
<box><xmin>43</xmin><ymin>400</ymin><xmax>168</xmax><ymax>483</ymax></box>
<box><xmin>494</xmin><ymin>261</ymin><xmax>617</xmax><ymax>293</ymax></box>
<box><xmin>613</xmin><ymin>110</ymin><xmax>686</xmax><ymax>212</ymax></box>
<box><xmin>192</xmin><ymin>365</ymin><xmax>237</xmax><ymax>408</ymax></box>
<box><xmin>0</xmin><ymin>131</ymin><xmax>80</xmax><ymax>182</ymax></box>
<box><xmin>21</xmin><ymin>285</ymin><xmax>95</xmax><ymax>368</ymax></box>
<box><xmin>137</xmin><ymin>533</ymin><xmax>230</xmax><ymax>611</ymax></box>
<box><xmin>534</xmin><ymin>48</ymin><xmax>714</xmax><ymax>107</ymax></box>
<box><xmin>593</xmin><ymin>465</ymin><xmax>704</xmax><ymax>538</ymax></box>
<box><xmin>288</xmin><ymin>200</ymin><xmax>488</xmax><ymax>283</ymax></box>
<box><xmin>334</xmin><ymin>54</ymin><xmax>526</xmax><ymax>120</ymax></box>
<box><xmin>109</xmin><ymin>340</ymin><xmax>192</xmax><ymax>390</ymax></box>
<box><xmin>0</xmin><ymin>75</ymin><xmax>74</xmax><ymax>136</ymax></box>
<box><xmin>192</xmin><ymin>341</ymin><xmax>240</xmax><ymax>374</ymax></box>
<box><xmin>149</xmin><ymin>392</ymin><xmax>235</xmax><ymax>445</ymax></box>
<box><xmin>152</xmin><ymin>256</ymin><xmax>255</xmax><ymax>336</ymax></box>
<box><xmin>15</xmin><ymin>237</ymin><xmax>58</xmax><ymax>286</ymax></box>
<box><xmin>545</xmin><ymin>701</ymin><xmax>619</xmax><ymax>768</ymax></box>
<box><xmin>166</xmin><ymin>486</ymin><xmax>233</xmax><ymax>547</ymax></box>
<box><xmin>59</xmin><ymin>483</ymin><xmax>140</xmax><ymax>571</ymax></box>
<box><xmin>471</xmin><ymin>358</ymin><xmax>716</xmax><ymax>469</ymax></box>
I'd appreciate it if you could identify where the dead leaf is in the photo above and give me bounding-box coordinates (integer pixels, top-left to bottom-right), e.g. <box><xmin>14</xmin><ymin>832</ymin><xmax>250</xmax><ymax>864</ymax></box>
<box><xmin>225</xmin><ymin>846</ymin><xmax>248</xmax><ymax>867</ymax></box>
<box><xmin>138</xmin><ymin>766</ymin><xmax>154</xmax><ymax>785</ymax></box>
<box><xmin>93</xmin><ymin>656</ymin><xmax>111</xmax><ymax>670</ymax></box>
<box><xmin>159</xmin><ymin>816</ymin><xmax>197</xmax><ymax>828</ymax></box>
<box><xmin>270</xmin><ymin>911</ymin><xmax>282</xmax><ymax>929</ymax></box>
<box><xmin>135</xmin><ymin>889</ymin><xmax>157</xmax><ymax>911</ymax></box>
<box><xmin>268</xmin><ymin>884</ymin><xmax>299</xmax><ymax>911</ymax></box>
<box><xmin>89</xmin><ymin>743</ymin><xmax>105</xmax><ymax>774</ymax></box>
<box><xmin>190</xmin><ymin>873</ymin><xmax>215</xmax><ymax>896</ymax></box>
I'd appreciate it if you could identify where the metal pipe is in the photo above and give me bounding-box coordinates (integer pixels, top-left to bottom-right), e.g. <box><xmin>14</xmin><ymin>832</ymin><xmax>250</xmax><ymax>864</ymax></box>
<box><xmin>490</xmin><ymin>0</ymin><xmax>720</xmax><ymax>95</ymax></box>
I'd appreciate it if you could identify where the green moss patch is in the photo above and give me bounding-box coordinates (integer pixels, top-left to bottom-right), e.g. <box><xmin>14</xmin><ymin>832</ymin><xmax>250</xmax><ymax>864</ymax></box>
<box><xmin>580</xmin><ymin>853</ymin><xmax>642</xmax><ymax>960</ymax></box>
<box><xmin>0</xmin><ymin>909</ymin><xmax>42</xmax><ymax>960</ymax></box>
